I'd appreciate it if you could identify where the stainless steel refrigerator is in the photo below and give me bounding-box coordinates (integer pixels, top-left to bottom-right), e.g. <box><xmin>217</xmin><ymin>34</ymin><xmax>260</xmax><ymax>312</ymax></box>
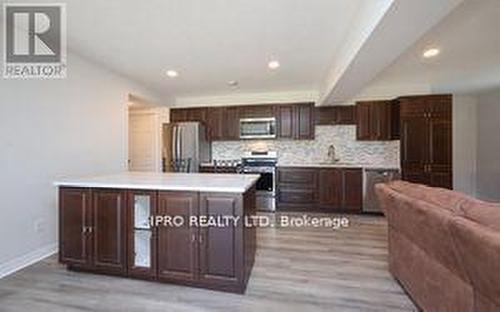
<box><xmin>162</xmin><ymin>122</ymin><xmax>211</xmax><ymax>173</ymax></box>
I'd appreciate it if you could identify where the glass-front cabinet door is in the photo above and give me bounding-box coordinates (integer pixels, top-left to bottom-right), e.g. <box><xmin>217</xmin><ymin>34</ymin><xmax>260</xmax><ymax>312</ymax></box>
<box><xmin>127</xmin><ymin>191</ymin><xmax>156</xmax><ymax>278</ymax></box>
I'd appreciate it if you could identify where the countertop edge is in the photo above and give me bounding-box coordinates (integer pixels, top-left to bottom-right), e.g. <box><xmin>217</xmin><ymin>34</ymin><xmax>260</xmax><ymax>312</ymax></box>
<box><xmin>53</xmin><ymin>181</ymin><xmax>257</xmax><ymax>193</ymax></box>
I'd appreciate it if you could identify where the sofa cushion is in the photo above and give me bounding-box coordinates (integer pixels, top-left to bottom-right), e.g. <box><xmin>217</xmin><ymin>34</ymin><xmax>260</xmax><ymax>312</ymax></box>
<box><xmin>376</xmin><ymin>184</ymin><xmax>469</xmax><ymax>282</ymax></box>
<box><xmin>450</xmin><ymin>217</ymin><xmax>500</xmax><ymax>309</ymax></box>
<box><xmin>385</xmin><ymin>181</ymin><xmax>469</xmax><ymax>213</ymax></box>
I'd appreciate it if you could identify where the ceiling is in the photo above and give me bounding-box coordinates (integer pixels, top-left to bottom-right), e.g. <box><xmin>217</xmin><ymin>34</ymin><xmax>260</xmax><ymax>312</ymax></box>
<box><xmin>15</xmin><ymin>0</ymin><xmax>374</xmax><ymax>100</ymax></box>
<box><xmin>372</xmin><ymin>0</ymin><xmax>500</xmax><ymax>95</ymax></box>
<box><xmin>2</xmin><ymin>0</ymin><xmax>494</xmax><ymax>103</ymax></box>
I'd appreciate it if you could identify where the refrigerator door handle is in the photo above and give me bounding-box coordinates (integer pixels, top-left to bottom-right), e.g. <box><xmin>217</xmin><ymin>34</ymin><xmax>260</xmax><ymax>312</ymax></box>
<box><xmin>178</xmin><ymin>126</ymin><xmax>183</xmax><ymax>161</ymax></box>
<box><xmin>172</xmin><ymin>125</ymin><xmax>178</xmax><ymax>163</ymax></box>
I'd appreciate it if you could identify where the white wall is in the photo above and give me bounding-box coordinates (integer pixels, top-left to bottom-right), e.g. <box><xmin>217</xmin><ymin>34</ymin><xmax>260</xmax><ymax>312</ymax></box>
<box><xmin>453</xmin><ymin>95</ymin><xmax>478</xmax><ymax>196</ymax></box>
<box><xmin>0</xmin><ymin>53</ymin><xmax>161</xmax><ymax>278</ymax></box>
<box><xmin>476</xmin><ymin>88</ymin><xmax>500</xmax><ymax>202</ymax></box>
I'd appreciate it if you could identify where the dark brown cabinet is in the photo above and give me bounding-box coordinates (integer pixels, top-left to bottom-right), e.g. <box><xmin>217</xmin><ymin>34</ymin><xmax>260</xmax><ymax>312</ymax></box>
<box><xmin>318</xmin><ymin>169</ymin><xmax>342</xmax><ymax>209</ymax></box>
<box><xmin>315</xmin><ymin>106</ymin><xmax>356</xmax><ymax>125</ymax></box>
<box><xmin>59</xmin><ymin>187</ymin><xmax>256</xmax><ymax>294</ymax></box>
<box><xmin>342</xmin><ymin>169</ymin><xmax>363</xmax><ymax>212</ymax></box>
<box><xmin>239</xmin><ymin>105</ymin><xmax>275</xmax><ymax>118</ymax></box>
<box><xmin>157</xmin><ymin>192</ymin><xmax>199</xmax><ymax>283</ymax></box>
<box><xmin>170</xmin><ymin>107</ymin><xmax>208</xmax><ymax>124</ymax></box>
<box><xmin>277</xmin><ymin>167</ymin><xmax>362</xmax><ymax>212</ymax></box>
<box><xmin>170</xmin><ymin>102</ymin><xmax>315</xmax><ymax>141</ymax></box>
<box><xmin>199</xmin><ymin>194</ymin><xmax>243</xmax><ymax>288</ymax></box>
<box><xmin>222</xmin><ymin>107</ymin><xmax>241</xmax><ymax>141</ymax></box>
<box><xmin>92</xmin><ymin>189</ymin><xmax>127</xmax><ymax>274</ymax></box>
<box><xmin>399</xmin><ymin>95</ymin><xmax>452</xmax><ymax>189</ymax></box>
<box><xmin>59</xmin><ymin>188</ymin><xmax>91</xmax><ymax>266</ymax></box>
<box><xmin>277</xmin><ymin>103</ymin><xmax>315</xmax><ymax>140</ymax></box>
<box><xmin>206</xmin><ymin>107</ymin><xmax>224</xmax><ymax>141</ymax></box>
<box><xmin>206</xmin><ymin>107</ymin><xmax>241</xmax><ymax>141</ymax></box>
<box><xmin>356</xmin><ymin>100</ymin><xmax>399</xmax><ymax>141</ymax></box>
<box><xmin>59</xmin><ymin>188</ymin><xmax>127</xmax><ymax>274</ymax></box>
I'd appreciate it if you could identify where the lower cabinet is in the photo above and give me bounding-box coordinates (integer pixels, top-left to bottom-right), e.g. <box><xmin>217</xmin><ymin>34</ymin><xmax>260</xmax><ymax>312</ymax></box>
<box><xmin>59</xmin><ymin>188</ymin><xmax>127</xmax><ymax>274</ymax></box>
<box><xmin>59</xmin><ymin>187</ymin><xmax>256</xmax><ymax>294</ymax></box>
<box><xmin>198</xmin><ymin>194</ymin><xmax>244</xmax><ymax>290</ymax></box>
<box><xmin>277</xmin><ymin>167</ymin><xmax>363</xmax><ymax>213</ymax></box>
<box><xmin>157</xmin><ymin>191</ymin><xmax>199</xmax><ymax>283</ymax></box>
<box><xmin>92</xmin><ymin>189</ymin><xmax>127</xmax><ymax>274</ymax></box>
<box><xmin>59</xmin><ymin>188</ymin><xmax>91</xmax><ymax>266</ymax></box>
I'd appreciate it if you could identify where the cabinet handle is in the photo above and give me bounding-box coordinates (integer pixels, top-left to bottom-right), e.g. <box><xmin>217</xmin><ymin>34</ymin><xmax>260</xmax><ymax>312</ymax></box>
<box><xmin>199</xmin><ymin>234</ymin><xmax>204</xmax><ymax>245</ymax></box>
<box><xmin>82</xmin><ymin>227</ymin><xmax>87</xmax><ymax>234</ymax></box>
<box><xmin>191</xmin><ymin>233</ymin><xmax>196</xmax><ymax>243</ymax></box>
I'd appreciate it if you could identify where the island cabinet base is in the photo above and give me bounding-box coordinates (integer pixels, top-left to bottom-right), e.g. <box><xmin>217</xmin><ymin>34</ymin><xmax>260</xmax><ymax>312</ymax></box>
<box><xmin>59</xmin><ymin>186</ymin><xmax>256</xmax><ymax>294</ymax></box>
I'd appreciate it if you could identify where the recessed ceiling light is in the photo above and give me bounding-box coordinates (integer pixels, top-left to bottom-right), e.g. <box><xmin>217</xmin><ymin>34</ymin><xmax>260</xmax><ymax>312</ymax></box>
<box><xmin>166</xmin><ymin>70</ymin><xmax>179</xmax><ymax>78</ymax></box>
<box><xmin>423</xmin><ymin>48</ymin><xmax>440</xmax><ymax>58</ymax></box>
<box><xmin>227</xmin><ymin>80</ymin><xmax>239</xmax><ymax>87</ymax></box>
<box><xmin>268</xmin><ymin>60</ymin><xmax>280</xmax><ymax>69</ymax></box>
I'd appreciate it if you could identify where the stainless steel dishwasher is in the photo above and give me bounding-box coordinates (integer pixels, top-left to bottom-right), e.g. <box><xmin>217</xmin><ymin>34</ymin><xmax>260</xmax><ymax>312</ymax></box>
<box><xmin>363</xmin><ymin>168</ymin><xmax>401</xmax><ymax>213</ymax></box>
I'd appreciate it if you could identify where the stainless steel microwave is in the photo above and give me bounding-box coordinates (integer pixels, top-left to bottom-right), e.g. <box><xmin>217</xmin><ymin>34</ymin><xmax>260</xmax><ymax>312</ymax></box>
<box><xmin>239</xmin><ymin>117</ymin><xmax>277</xmax><ymax>139</ymax></box>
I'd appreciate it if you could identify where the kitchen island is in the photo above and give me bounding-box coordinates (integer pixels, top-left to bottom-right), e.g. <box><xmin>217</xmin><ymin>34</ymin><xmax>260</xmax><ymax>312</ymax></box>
<box><xmin>54</xmin><ymin>172</ymin><xmax>259</xmax><ymax>294</ymax></box>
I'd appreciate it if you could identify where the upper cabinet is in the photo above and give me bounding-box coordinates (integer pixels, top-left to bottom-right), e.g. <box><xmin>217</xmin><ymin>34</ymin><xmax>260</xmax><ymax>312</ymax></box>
<box><xmin>315</xmin><ymin>106</ymin><xmax>356</xmax><ymax>125</ymax></box>
<box><xmin>276</xmin><ymin>103</ymin><xmax>315</xmax><ymax>140</ymax></box>
<box><xmin>356</xmin><ymin>100</ymin><xmax>399</xmax><ymax>141</ymax></box>
<box><xmin>239</xmin><ymin>105</ymin><xmax>275</xmax><ymax>119</ymax></box>
<box><xmin>170</xmin><ymin>107</ymin><xmax>208</xmax><ymax>124</ymax></box>
<box><xmin>170</xmin><ymin>102</ymin><xmax>314</xmax><ymax>141</ymax></box>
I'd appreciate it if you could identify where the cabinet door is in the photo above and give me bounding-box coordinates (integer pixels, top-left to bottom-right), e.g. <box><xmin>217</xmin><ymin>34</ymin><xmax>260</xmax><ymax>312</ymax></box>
<box><xmin>222</xmin><ymin>107</ymin><xmax>241</xmax><ymax>140</ymax></box>
<box><xmin>59</xmin><ymin>188</ymin><xmax>91</xmax><ymax>266</ymax></box>
<box><xmin>372</xmin><ymin>102</ymin><xmax>391</xmax><ymax>140</ymax></box>
<box><xmin>318</xmin><ymin>169</ymin><xmax>342</xmax><ymax>210</ymax></box>
<box><xmin>356</xmin><ymin>102</ymin><xmax>372</xmax><ymax>140</ymax></box>
<box><xmin>170</xmin><ymin>109</ymin><xmax>189</xmax><ymax>122</ymax></box>
<box><xmin>239</xmin><ymin>105</ymin><xmax>275</xmax><ymax>118</ymax></box>
<box><xmin>429</xmin><ymin>118</ymin><xmax>453</xmax><ymax>189</ymax></box>
<box><xmin>296</xmin><ymin>104</ymin><xmax>314</xmax><ymax>140</ymax></box>
<box><xmin>278</xmin><ymin>168</ymin><xmax>317</xmax><ymax>186</ymax></box>
<box><xmin>277</xmin><ymin>105</ymin><xmax>295</xmax><ymax>139</ymax></box>
<box><xmin>187</xmin><ymin>108</ymin><xmax>207</xmax><ymax>123</ymax></box>
<box><xmin>92</xmin><ymin>189</ymin><xmax>127</xmax><ymax>273</ymax></box>
<box><xmin>207</xmin><ymin>107</ymin><xmax>224</xmax><ymax>141</ymax></box>
<box><xmin>315</xmin><ymin>106</ymin><xmax>356</xmax><ymax>125</ymax></box>
<box><xmin>127</xmin><ymin>191</ymin><xmax>156</xmax><ymax>278</ymax></box>
<box><xmin>336</xmin><ymin>106</ymin><xmax>357</xmax><ymax>124</ymax></box>
<box><xmin>199</xmin><ymin>193</ymin><xmax>242</xmax><ymax>287</ymax></box>
<box><xmin>400</xmin><ymin>116</ymin><xmax>430</xmax><ymax>185</ymax></box>
<box><xmin>342</xmin><ymin>169</ymin><xmax>363</xmax><ymax>212</ymax></box>
<box><xmin>157</xmin><ymin>192</ymin><xmax>199</xmax><ymax>282</ymax></box>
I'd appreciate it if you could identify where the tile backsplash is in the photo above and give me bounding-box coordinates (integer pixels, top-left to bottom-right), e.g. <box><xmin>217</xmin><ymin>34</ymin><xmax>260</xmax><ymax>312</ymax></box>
<box><xmin>212</xmin><ymin>125</ymin><xmax>400</xmax><ymax>167</ymax></box>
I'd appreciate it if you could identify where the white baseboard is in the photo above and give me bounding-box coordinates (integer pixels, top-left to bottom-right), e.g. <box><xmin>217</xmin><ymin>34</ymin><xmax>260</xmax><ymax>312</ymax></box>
<box><xmin>0</xmin><ymin>244</ymin><xmax>58</xmax><ymax>279</ymax></box>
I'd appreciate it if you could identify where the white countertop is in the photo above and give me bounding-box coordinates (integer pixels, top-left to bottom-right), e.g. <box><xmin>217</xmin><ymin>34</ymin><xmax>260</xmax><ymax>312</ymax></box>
<box><xmin>277</xmin><ymin>163</ymin><xmax>400</xmax><ymax>170</ymax></box>
<box><xmin>54</xmin><ymin>172</ymin><xmax>260</xmax><ymax>193</ymax></box>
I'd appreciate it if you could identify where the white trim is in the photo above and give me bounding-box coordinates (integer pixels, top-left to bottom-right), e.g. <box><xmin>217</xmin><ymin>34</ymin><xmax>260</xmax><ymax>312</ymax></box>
<box><xmin>0</xmin><ymin>244</ymin><xmax>58</xmax><ymax>279</ymax></box>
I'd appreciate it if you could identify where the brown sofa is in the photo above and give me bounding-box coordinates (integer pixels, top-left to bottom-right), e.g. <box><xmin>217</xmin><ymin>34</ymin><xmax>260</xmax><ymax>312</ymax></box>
<box><xmin>375</xmin><ymin>181</ymin><xmax>500</xmax><ymax>312</ymax></box>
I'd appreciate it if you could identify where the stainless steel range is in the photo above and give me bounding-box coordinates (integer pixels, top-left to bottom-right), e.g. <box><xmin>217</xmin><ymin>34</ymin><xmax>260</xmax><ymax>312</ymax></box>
<box><xmin>242</xmin><ymin>151</ymin><xmax>277</xmax><ymax>212</ymax></box>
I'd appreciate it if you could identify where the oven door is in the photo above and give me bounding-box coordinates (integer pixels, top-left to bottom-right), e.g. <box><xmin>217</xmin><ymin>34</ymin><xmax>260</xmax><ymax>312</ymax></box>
<box><xmin>243</xmin><ymin>169</ymin><xmax>276</xmax><ymax>212</ymax></box>
<box><xmin>254</xmin><ymin>172</ymin><xmax>274</xmax><ymax>193</ymax></box>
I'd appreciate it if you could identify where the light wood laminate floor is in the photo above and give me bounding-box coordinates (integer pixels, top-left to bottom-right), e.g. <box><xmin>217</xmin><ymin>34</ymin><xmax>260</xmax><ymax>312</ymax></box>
<box><xmin>0</xmin><ymin>214</ymin><xmax>416</xmax><ymax>312</ymax></box>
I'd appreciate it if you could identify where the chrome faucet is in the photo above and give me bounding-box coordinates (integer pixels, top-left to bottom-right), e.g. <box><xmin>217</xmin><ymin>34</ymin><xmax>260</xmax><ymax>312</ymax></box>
<box><xmin>327</xmin><ymin>145</ymin><xmax>340</xmax><ymax>163</ymax></box>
